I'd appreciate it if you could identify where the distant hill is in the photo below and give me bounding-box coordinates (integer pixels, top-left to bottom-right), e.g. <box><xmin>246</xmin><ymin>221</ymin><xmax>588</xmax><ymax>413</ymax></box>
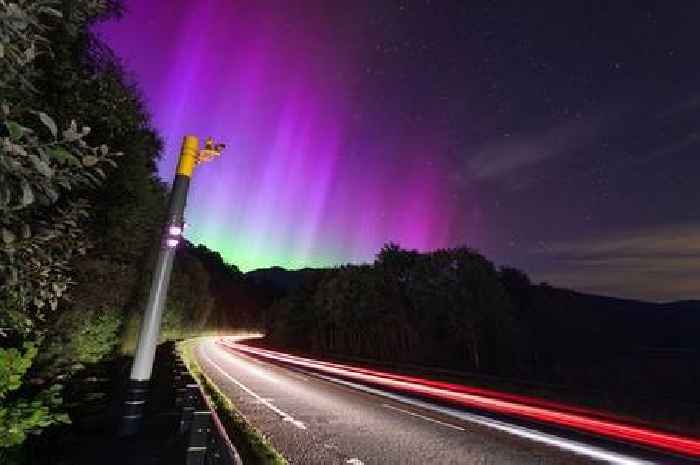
<box><xmin>529</xmin><ymin>286</ymin><xmax>700</xmax><ymax>352</ymax></box>
<box><xmin>246</xmin><ymin>266</ymin><xmax>320</xmax><ymax>297</ymax></box>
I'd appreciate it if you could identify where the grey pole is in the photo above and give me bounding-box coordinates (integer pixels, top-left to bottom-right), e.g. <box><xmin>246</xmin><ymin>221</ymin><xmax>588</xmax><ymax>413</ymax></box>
<box><xmin>120</xmin><ymin>174</ymin><xmax>190</xmax><ymax>435</ymax></box>
<box><xmin>120</xmin><ymin>136</ymin><xmax>199</xmax><ymax>435</ymax></box>
<box><xmin>120</xmin><ymin>135</ymin><xmax>224</xmax><ymax>435</ymax></box>
<box><xmin>130</xmin><ymin>175</ymin><xmax>190</xmax><ymax>381</ymax></box>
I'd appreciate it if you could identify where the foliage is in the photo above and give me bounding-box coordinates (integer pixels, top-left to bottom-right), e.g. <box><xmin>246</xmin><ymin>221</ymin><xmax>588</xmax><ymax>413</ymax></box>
<box><xmin>1</xmin><ymin>0</ymin><xmax>248</xmax><ymax>455</ymax></box>
<box><xmin>266</xmin><ymin>244</ymin><xmax>518</xmax><ymax>374</ymax></box>
<box><xmin>162</xmin><ymin>247</ymin><xmax>213</xmax><ymax>340</ymax></box>
<box><xmin>0</xmin><ymin>110</ymin><xmax>118</xmax><ymax>333</ymax></box>
<box><xmin>120</xmin><ymin>242</ymin><xmax>251</xmax><ymax>355</ymax></box>
<box><xmin>2</xmin><ymin>0</ymin><xmax>267</xmax><ymax>455</ymax></box>
<box><xmin>0</xmin><ymin>342</ymin><xmax>69</xmax><ymax>448</ymax></box>
<box><xmin>37</xmin><ymin>308</ymin><xmax>122</xmax><ymax>376</ymax></box>
<box><xmin>0</xmin><ymin>0</ymin><xmax>124</xmax><ymax>450</ymax></box>
<box><xmin>0</xmin><ymin>343</ymin><xmax>37</xmax><ymax>399</ymax></box>
<box><xmin>0</xmin><ymin>0</ymin><xmax>60</xmax><ymax>96</ymax></box>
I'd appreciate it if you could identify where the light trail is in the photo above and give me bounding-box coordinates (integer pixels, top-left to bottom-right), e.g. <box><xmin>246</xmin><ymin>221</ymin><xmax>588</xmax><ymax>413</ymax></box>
<box><xmin>217</xmin><ymin>338</ymin><xmax>700</xmax><ymax>459</ymax></box>
<box><xmin>310</xmin><ymin>369</ymin><xmax>653</xmax><ymax>465</ymax></box>
<box><xmin>200</xmin><ymin>343</ymin><xmax>307</xmax><ymax>430</ymax></box>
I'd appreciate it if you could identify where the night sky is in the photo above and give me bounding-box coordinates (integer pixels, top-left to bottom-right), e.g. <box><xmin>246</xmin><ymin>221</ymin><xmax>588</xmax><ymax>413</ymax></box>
<box><xmin>96</xmin><ymin>1</ymin><xmax>700</xmax><ymax>302</ymax></box>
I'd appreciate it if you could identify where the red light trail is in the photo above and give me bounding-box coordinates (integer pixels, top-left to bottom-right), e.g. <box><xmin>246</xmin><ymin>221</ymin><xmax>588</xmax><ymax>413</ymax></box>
<box><xmin>217</xmin><ymin>338</ymin><xmax>700</xmax><ymax>458</ymax></box>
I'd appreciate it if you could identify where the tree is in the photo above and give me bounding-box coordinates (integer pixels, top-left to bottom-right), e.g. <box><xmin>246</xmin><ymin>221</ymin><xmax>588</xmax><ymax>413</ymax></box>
<box><xmin>267</xmin><ymin>244</ymin><xmax>520</xmax><ymax>374</ymax></box>
<box><xmin>0</xmin><ymin>0</ymin><xmax>132</xmax><ymax>449</ymax></box>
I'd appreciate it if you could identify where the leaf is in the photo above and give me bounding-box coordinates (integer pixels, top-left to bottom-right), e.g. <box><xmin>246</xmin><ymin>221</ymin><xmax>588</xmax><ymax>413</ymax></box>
<box><xmin>0</xmin><ymin>186</ymin><xmax>9</xmax><ymax>207</ymax></box>
<box><xmin>63</xmin><ymin>120</ymin><xmax>79</xmax><ymax>141</ymax></box>
<box><xmin>18</xmin><ymin>73</ymin><xmax>39</xmax><ymax>93</ymax></box>
<box><xmin>82</xmin><ymin>155</ymin><xmax>98</xmax><ymax>167</ymax></box>
<box><xmin>25</xmin><ymin>44</ymin><xmax>36</xmax><ymax>62</ymax></box>
<box><xmin>2</xmin><ymin>228</ymin><xmax>15</xmax><ymax>244</ymax></box>
<box><xmin>9</xmin><ymin>142</ymin><xmax>27</xmax><ymax>157</ymax></box>
<box><xmin>44</xmin><ymin>187</ymin><xmax>58</xmax><ymax>203</ymax></box>
<box><xmin>36</xmin><ymin>146</ymin><xmax>50</xmax><ymax>163</ymax></box>
<box><xmin>48</xmin><ymin>146</ymin><xmax>79</xmax><ymax>166</ymax></box>
<box><xmin>83</xmin><ymin>172</ymin><xmax>101</xmax><ymax>186</ymax></box>
<box><xmin>6</xmin><ymin>121</ymin><xmax>23</xmax><ymax>139</ymax></box>
<box><xmin>38</xmin><ymin>113</ymin><xmax>57</xmax><ymax>138</ymax></box>
<box><xmin>29</xmin><ymin>154</ymin><xmax>53</xmax><ymax>177</ymax></box>
<box><xmin>57</xmin><ymin>179</ymin><xmax>72</xmax><ymax>191</ymax></box>
<box><xmin>39</xmin><ymin>6</ymin><xmax>63</xmax><ymax>17</ymax></box>
<box><xmin>20</xmin><ymin>180</ymin><xmax>34</xmax><ymax>206</ymax></box>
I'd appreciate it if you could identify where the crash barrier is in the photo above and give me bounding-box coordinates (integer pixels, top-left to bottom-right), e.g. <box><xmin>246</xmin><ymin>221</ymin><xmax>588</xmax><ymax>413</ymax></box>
<box><xmin>174</xmin><ymin>352</ymin><xmax>243</xmax><ymax>465</ymax></box>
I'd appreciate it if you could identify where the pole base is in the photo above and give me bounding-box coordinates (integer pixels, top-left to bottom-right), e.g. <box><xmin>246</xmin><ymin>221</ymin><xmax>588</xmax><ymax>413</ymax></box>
<box><xmin>118</xmin><ymin>379</ymin><xmax>150</xmax><ymax>436</ymax></box>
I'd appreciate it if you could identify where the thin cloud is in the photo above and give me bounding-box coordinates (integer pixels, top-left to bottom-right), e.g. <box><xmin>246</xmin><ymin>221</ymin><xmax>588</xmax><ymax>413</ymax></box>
<box><xmin>646</xmin><ymin>132</ymin><xmax>700</xmax><ymax>160</ymax></box>
<box><xmin>656</xmin><ymin>93</ymin><xmax>700</xmax><ymax>120</ymax></box>
<box><xmin>466</xmin><ymin>117</ymin><xmax>600</xmax><ymax>182</ymax></box>
<box><xmin>543</xmin><ymin>224</ymin><xmax>700</xmax><ymax>257</ymax></box>
<box><xmin>532</xmin><ymin>224</ymin><xmax>700</xmax><ymax>302</ymax></box>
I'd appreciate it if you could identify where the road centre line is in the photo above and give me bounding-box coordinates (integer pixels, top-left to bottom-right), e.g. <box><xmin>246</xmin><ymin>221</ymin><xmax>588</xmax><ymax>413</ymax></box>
<box><xmin>382</xmin><ymin>403</ymin><xmax>465</xmax><ymax>431</ymax></box>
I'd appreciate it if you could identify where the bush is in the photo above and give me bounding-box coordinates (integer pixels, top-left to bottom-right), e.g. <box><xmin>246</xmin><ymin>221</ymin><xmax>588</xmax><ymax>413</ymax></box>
<box><xmin>38</xmin><ymin>308</ymin><xmax>122</xmax><ymax>376</ymax></box>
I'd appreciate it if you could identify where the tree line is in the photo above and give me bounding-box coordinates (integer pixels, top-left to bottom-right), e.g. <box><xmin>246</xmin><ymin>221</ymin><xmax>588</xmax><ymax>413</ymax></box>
<box><xmin>264</xmin><ymin>244</ymin><xmax>530</xmax><ymax>375</ymax></box>
<box><xmin>262</xmin><ymin>243</ymin><xmax>700</xmax><ymax>406</ymax></box>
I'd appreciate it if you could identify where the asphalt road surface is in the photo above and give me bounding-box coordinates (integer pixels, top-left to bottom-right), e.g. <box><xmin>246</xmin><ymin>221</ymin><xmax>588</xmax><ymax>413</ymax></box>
<box><xmin>194</xmin><ymin>339</ymin><xmax>695</xmax><ymax>465</ymax></box>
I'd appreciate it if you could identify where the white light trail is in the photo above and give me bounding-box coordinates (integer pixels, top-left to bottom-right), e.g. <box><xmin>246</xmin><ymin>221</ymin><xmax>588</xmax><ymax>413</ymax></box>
<box><xmin>307</xmin><ymin>371</ymin><xmax>655</xmax><ymax>465</ymax></box>
<box><xmin>199</xmin><ymin>343</ymin><xmax>307</xmax><ymax>430</ymax></box>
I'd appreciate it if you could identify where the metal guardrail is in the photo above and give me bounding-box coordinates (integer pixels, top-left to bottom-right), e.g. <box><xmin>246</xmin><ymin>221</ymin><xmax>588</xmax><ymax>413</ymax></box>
<box><xmin>174</xmin><ymin>353</ymin><xmax>243</xmax><ymax>465</ymax></box>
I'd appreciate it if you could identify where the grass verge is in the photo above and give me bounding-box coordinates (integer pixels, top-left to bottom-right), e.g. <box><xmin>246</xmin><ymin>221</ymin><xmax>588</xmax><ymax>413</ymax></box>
<box><xmin>177</xmin><ymin>338</ymin><xmax>287</xmax><ymax>465</ymax></box>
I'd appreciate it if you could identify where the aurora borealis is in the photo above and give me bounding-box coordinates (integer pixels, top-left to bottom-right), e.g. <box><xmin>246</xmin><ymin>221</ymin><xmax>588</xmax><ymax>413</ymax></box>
<box><xmin>97</xmin><ymin>1</ymin><xmax>700</xmax><ymax>301</ymax></box>
<box><xmin>97</xmin><ymin>1</ymin><xmax>458</xmax><ymax>272</ymax></box>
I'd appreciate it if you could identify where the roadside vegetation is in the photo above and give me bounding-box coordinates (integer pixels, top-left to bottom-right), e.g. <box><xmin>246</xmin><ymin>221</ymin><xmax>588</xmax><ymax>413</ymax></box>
<box><xmin>0</xmin><ymin>1</ymin><xmax>258</xmax><ymax>461</ymax></box>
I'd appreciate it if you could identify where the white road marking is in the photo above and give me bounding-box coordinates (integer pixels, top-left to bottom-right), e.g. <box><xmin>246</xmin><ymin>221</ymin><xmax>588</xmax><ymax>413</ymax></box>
<box><xmin>304</xmin><ymin>371</ymin><xmax>654</xmax><ymax>465</ymax></box>
<box><xmin>346</xmin><ymin>458</ymin><xmax>364</xmax><ymax>465</ymax></box>
<box><xmin>199</xmin><ymin>344</ymin><xmax>307</xmax><ymax>430</ymax></box>
<box><xmin>382</xmin><ymin>403</ymin><xmax>465</xmax><ymax>431</ymax></box>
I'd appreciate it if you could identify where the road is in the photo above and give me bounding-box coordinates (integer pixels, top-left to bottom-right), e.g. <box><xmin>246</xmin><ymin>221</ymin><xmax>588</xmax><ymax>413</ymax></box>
<box><xmin>194</xmin><ymin>339</ymin><xmax>696</xmax><ymax>465</ymax></box>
